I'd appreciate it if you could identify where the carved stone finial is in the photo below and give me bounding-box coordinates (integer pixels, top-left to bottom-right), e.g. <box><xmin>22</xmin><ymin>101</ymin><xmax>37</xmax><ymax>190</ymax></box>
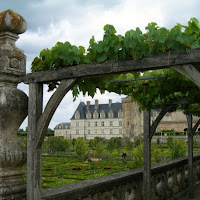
<box><xmin>0</xmin><ymin>10</ymin><xmax>28</xmax><ymax>200</ymax></box>
<box><xmin>0</xmin><ymin>9</ymin><xmax>27</xmax><ymax>82</ymax></box>
<box><xmin>0</xmin><ymin>9</ymin><xmax>27</xmax><ymax>34</ymax></box>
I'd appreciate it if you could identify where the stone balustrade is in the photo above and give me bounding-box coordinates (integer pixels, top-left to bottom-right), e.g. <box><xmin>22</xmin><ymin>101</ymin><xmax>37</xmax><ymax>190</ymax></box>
<box><xmin>42</xmin><ymin>154</ymin><xmax>200</xmax><ymax>200</ymax></box>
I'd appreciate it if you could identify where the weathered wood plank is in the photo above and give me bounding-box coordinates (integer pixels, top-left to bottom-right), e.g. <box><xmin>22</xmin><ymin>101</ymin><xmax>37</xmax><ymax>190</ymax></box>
<box><xmin>186</xmin><ymin>114</ymin><xmax>194</xmax><ymax>199</ymax></box>
<box><xmin>36</xmin><ymin>79</ymin><xmax>77</xmax><ymax>149</ymax></box>
<box><xmin>27</xmin><ymin>83</ymin><xmax>43</xmax><ymax>200</ymax></box>
<box><xmin>143</xmin><ymin>110</ymin><xmax>151</xmax><ymax>200</ymax></box>
<box><xmin>22</xmin><ymin>48</ymin><xmax>200</xmax><ymax>83</ymax></box>
<box><xmin>172</xmin><ymin>64</ymin><xmax>200</xmax><ymax>89</ymax></box>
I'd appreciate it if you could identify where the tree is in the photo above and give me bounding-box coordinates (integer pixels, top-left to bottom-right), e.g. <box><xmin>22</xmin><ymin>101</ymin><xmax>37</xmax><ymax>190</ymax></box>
<box><xmin>95</xmin><ymin>141</ymin><xmax>105</xmax><ymax>157</ymax></box>
<box><xmin>89</xmin><ymin>139</ymin><xmax>96</xmax><ymax>149</ymax></box>
<box><xmin>132</xmin><ymin>144</ymin><xmax>162</xmax><ymax>168</ymax></box>
<box><xmin>134</xmin><ymin>137</ymin><xmax>143</xmax><ymax>147</ymax></box>
<box><xmin>75</xmin><ymin>137</ymin><xmax>88</xmax><ymax>156</ymax></box>
<box><xmin>125</xmin><ymin>140</ymin><xmax>134</xmax><ymax>153</ymax></box>
<box><xmin>106</xmin><ymin>137</ymin><xmax>122</xmax><ymax>152</ymax></box>
<box><xmin>46</xmin><ymin>128</ymin><xmax>54</xmax><ymax>137</ymax></box>
<box><xmin>107</xmin><ymin>137</ymin><xmax>115</xmax><ymax>152</ymax></box>
<box><xmin>49</xmin><ymin>137</ymin><xmax>70</xmax><ymax>152</ymax></box>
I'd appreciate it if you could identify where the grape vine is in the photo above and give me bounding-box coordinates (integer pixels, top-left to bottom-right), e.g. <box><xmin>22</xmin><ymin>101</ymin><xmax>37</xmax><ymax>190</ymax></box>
<box><xmin>32</xmin><ymin>18</ymin><xmax>200</xmax><ymax>113</ymax></box>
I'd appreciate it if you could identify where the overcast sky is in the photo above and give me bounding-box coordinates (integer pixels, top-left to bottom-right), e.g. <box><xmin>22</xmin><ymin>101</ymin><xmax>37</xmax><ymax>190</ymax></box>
<box><xmin>1</xmin><ymin>0</ymin><xmax>200</xmax><ymax>130</ymax></box>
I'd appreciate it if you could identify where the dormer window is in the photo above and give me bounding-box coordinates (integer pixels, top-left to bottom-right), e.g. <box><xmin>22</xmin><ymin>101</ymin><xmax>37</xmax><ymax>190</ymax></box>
<box><xmin>86</xmin><ymin>111</ymin><xmax>91</xmax><ymax>119</ymax></box>
<box><xmin>75</xmin><ymin>111</ymin><xmax>80</xmax><ymax>119</ymax></box>
<box><xmin>108</xmin><ymin>110</ymin><xmax>114</xmax><ymax>118</ymax></box>
<box><xmin>100</xmin><ymin>110</ymin><xmax>105</xmax><ymax>118</ymax></box>
<box><xmin>93</xmin><ymin>111</ymin><xmax>99</xmax><ymax>119</ymax></box>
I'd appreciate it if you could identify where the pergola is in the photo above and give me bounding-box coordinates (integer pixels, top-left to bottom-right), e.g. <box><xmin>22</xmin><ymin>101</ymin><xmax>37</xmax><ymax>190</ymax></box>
<box><xmin>22</xmin><ymin>48</ymin><xmax>200</xmax><ymax>200</ymax></box>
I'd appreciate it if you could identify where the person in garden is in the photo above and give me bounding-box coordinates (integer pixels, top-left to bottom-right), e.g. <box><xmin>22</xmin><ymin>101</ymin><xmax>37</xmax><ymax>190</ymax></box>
<box><xmin>122</xmin><ymin>152</ymin><xmax>127</xmax><ymax>159</ymax></box>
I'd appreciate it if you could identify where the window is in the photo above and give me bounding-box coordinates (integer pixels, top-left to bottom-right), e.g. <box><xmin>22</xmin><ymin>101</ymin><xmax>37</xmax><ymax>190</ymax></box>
<box><xmin>119</xmin><ymin>121</ymin><xmax>122</xmax><ymax>126</ymax></box>
<box><xmin>110</xmin><ymin>121</ymin><xmax>113</xmax><ymax>126</ymax></box>
<box><xmin>66</xmin><ymin>131</ymin><xmax>68</xmax><ymax>133</ymax></box>
<box><xmin>119</xmin><ymin>129</ymin><xmax>123</xmax><ymax>134</ymax></box>
<box><xmin>88</xmin><ymin>122</ymin><xmax>90</xmax><ymax>127</ymax></box>
<box><xmin>127</xmin><ymin>121</ymin><xmax>130</xmax><ymax>127</ymax></box>
<box><xmin>76</xmin><ymin>122</ymin><xmax>79</xmax><ymax>127</ymax></box>
<box><xmin>101</xmin><ymin>121</ymin><xmax>104</xmax><ymax>126</ymax></box>
<box><xmin>95</xmin><ymin>122</ymin><xmax>98</xmax><ymax>127</ymax></box>
<box><xmin>94</xmin><ymin>130</ymin><xmax>97</xmax><ymax>135</ymax></box>
<box><xmin>110</xmin><ymin>129</ymin><xmax>113</xmax><ymax>134</ymax></box>
<box><xmin>88</xmin><ymin>130</ymin><xmax>90</xmax><ymax>134</ymax></box>
<box><xmin>76</xmin><ymin>130</ymin><xmax>79</xmax><ymax>135</ymax></box>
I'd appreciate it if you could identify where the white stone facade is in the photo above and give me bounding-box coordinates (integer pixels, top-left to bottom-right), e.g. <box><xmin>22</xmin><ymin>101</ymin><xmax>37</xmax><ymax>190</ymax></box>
<box><xmin>54</xmin><ymin>123</ymin><xmax>71</xmax><ymax>139</ymax></box>
<box><xmin>70</xmin><ymin>118</ymin><xmax>123</xmax><ymax>140</ymax></box>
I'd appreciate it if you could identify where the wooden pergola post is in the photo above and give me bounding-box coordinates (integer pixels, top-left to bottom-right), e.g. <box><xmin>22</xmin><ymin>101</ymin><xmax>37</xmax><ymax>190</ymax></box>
<box><xmin>143</xmin><ymin>110</ymin><xmax>151</xmax><ymax>200</ymax></box>
<box><xmin>27</xmin><ymin>83</ymin><xmax>43</xmax><ymax>200</ymax></box>
<box><xmin>27</xmin><ymin>79</ymin><xmax>77</xmax><ymax>200</ymax></box>
<box><xmin>186</xmin><ymin>114</ymin><xmax>194</xmax><ymax>199</ymax></box>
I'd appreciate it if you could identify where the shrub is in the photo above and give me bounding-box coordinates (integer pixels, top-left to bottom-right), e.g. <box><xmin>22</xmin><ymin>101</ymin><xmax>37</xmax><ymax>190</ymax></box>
<box><xmin>169</xmin><ymin>139</ymin><xmax>187</xmax><ymax>159</ymax></box>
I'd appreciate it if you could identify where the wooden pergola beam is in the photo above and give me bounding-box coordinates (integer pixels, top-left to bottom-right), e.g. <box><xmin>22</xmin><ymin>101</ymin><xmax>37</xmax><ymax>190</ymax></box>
<box><xmin>172</xmin><ymin>64</ymin><xmax>200</xmax><ymax>89</ymax></box>
<box><xmin>22</xmin><ymin>48</ymin><xmax>200</xmax><ymax>83</ymax></box>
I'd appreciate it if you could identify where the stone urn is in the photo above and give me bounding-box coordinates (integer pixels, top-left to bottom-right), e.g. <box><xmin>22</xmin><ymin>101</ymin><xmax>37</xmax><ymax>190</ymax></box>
<box><xmin>0</xmin><ymin>10</ymin><xmax>28</xmax><ymax>200</ymax></box>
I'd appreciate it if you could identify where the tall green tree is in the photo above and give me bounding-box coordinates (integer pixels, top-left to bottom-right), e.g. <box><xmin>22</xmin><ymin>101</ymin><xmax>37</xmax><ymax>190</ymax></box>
<box><xmin>132</xmin><ymin>144</ymin><xmax>162</xmax><ymax>168</ymax></box>
<box><xmin>48</xmin><ymin>137</ymin><xmax>70</xmax><ymax>152</ymax></box>
<box><xmin>75</xmin><ymin>137</ymin><xmax>88</xmax><ymax>156</ymax></box>
<box><xmin>95</xmin><ymin>141</ymin><xmax>105</xmax><ymax>157</ymax></box>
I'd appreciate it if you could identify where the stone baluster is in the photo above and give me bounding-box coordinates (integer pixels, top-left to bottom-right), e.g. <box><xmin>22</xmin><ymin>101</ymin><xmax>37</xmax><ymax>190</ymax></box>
<box><xmin>0</xmin><ymin>9</ymin><xmax>28</xmax><ymax>200</ymax></box>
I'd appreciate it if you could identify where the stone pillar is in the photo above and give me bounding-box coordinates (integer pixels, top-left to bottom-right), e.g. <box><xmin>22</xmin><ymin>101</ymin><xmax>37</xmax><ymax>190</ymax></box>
<box><xmin>0</xmin><ymin>10</ymin><xmax>28</xmax><ymax>200</ymax></box>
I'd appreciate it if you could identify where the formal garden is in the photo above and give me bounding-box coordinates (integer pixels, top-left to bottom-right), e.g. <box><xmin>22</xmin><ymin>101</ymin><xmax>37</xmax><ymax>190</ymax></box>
<box><xmin>19</xmin><ymin>135</ymin><xmax>200</xmax><ymax>189</ymax></box>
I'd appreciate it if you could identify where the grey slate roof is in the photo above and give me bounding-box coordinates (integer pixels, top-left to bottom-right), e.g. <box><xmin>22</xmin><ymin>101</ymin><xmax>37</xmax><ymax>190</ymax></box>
<box><xmin>71</xmin><ymin>102</ymin><xmax>122</xmax><ymax>120</ymax></box>
<box><xmin>54</xmin><ymin>122</ymin><xmax>70</xmax><ymax>129</ymax></box>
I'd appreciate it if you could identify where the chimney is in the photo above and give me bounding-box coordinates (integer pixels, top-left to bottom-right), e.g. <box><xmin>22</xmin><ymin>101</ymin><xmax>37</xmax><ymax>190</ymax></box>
<box><xmin>95</xmin><ymin>99</ymin><xmax>99</xmax><ymax>110</ymax></box>
<box><xmin>87</xmin><ymin>101</ymin><xmax>90</xmax><ymax>107</ymax></box>
<box><xmin>109</xmin><ymin>99</ymin><xmax>112</xmax><ymax>106</ymax></box>
<box><xmin>86</xmin><ymin>101</ymin><xmax>90</xmax><ymax>110</ymax></box>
